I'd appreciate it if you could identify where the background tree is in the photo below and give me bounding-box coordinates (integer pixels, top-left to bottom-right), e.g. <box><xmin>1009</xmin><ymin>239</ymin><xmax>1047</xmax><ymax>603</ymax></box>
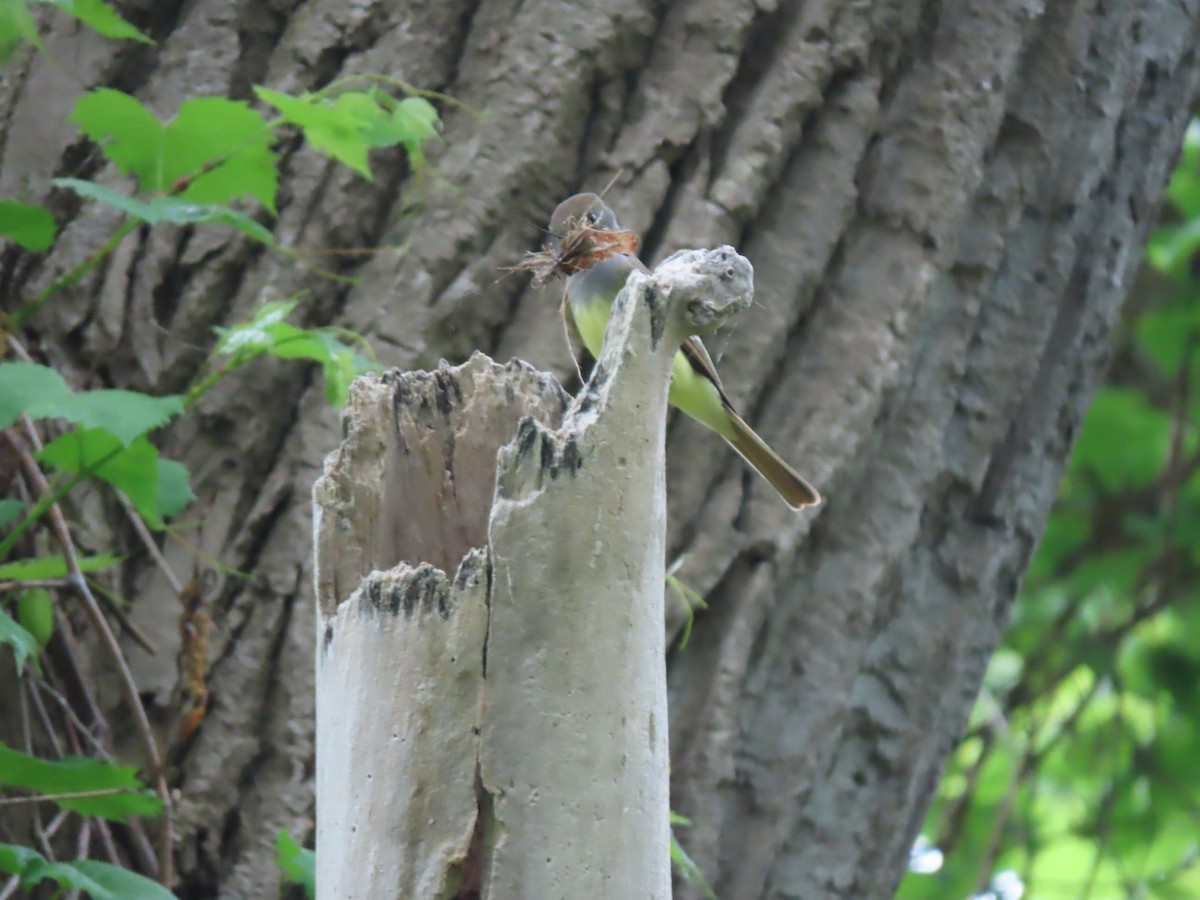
<box><xmin>1</xmin><ymin>1</ymin><xmax>1198</xmax><ymax>898</ymax></box>
<box><xmin>900</xmin><ymin>124</ymin><xmax>1200</xmax><ymax>900</ymax></box>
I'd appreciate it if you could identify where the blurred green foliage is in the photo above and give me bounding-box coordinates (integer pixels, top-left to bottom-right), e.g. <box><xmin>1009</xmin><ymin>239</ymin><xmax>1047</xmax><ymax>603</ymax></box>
<box><xmin>0</xmin><ymin>9</ymin><xmax>439</xmax><ymax>897</ymax></box>
<box><xmin>901</xmin><ymin>122</ymin><xmax>1200</xmax><ymax>900</ymax></box>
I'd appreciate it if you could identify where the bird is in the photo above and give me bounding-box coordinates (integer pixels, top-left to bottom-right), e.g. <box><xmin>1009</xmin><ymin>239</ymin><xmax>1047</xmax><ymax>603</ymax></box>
<box><xmin>547</xmin><ymin>193</ymin><xmax>820</xmax><ymax>509</ymax></box>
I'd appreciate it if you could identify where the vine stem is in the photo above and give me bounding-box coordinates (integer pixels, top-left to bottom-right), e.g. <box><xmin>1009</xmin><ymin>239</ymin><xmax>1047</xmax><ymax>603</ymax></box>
<box><xmin>13</xmin><ymin>218</ymin><xmax>139</xmax><ymax>327</ymax></box>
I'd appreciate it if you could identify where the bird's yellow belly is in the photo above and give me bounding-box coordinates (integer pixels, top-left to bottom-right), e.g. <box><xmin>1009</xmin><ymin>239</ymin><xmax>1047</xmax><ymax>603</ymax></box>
<box><xmin>571</xmin><ymin>297</ymin><xmax>733</xmax><ymax>440</ymax></box>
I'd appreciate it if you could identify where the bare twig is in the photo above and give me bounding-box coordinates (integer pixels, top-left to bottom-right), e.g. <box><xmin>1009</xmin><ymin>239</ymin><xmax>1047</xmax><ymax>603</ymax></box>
<box><xmin>0</xmin><ymin>787</ymin><xmax>142</xmax><ymax>807</ymax></box>
<box><xmin>26</xmin><ymin>679</ymin><xmax>67</xmax><ymax>759</ymax></box>
<box><xmin>95</xmin><ymin>818</ymin><xmax>122</xmax><ymax>867</ymax></box>
<box><xmin>0</xmin><ymin>579</ymin><xmax>70</xmax><ymax>592</ymax></box>
<box><xmin>508</xmin><ymin>217</ymin><xmax>640</xmax><ymax>286</ymax></box>
<box><xmin>42</xmin><ymin>649</ymin><xmax>157</xmax><ymax>873</ymax></box>
<box><xmin>116</xmin><ymin>492</ymin><xmax>184</xmax><ymax>595</ymax></box>
<box><xmin>86</xmin><ymin>577</ymin><xmax>158</xmax><ymax>655</ymax></box>
<box><xmin>44</xmin><ymin>808</ymin><xmax>71</xmax><ymax>839</ymax></box>
<box><xmin>65</xmin><ymin>819</ymin><xmax>92</xmax><ymax>900</ymax></box>
<box><xmin>17</xmin><ymin>673</ymin><xmax>52</xmax><ymax>868</ymax></box>
<box><xmin>559</xmin><ymin>285</ymin><xmax>584</xmax><ymax>384</ymax></box>
<box><xmin>45</xmin><ymin>615</ymin><xmax>111</xmax><ymax>748</ymax></box>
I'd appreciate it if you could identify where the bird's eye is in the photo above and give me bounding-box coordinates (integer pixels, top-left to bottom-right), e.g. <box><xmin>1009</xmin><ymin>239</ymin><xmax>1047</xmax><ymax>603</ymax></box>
<box><xmin>585</xmin><ymin>210</ymin><xmax>599</xmax><ymax>224</ymax></box>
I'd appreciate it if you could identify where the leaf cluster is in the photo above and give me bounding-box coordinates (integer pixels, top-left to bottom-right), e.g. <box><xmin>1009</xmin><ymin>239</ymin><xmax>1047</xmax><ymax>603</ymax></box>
<box><xmin>0</xmin><ymin>7</ymin><xmax>443</xmax><ymax>896</ymax></box>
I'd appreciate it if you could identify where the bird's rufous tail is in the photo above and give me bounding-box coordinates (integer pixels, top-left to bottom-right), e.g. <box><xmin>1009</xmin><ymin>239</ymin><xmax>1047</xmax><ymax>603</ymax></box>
<box><xmin>724</xmin><ymin>409</ymin><xmax>821</xmax><ymax>509</ymax></box>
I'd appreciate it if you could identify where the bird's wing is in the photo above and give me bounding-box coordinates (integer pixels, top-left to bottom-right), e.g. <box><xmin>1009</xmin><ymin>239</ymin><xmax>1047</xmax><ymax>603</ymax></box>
<box><xmin>680</xmin><ymin>336</ymin><xmax>730</xmax><ymax>399</ymax></box>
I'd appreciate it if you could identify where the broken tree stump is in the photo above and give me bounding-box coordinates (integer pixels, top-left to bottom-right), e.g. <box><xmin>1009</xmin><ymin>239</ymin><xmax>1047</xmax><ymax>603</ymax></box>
<box><xmin>313</xmin><ymin>247</ymin><xmax>755</xmax><ymax>899</ymax></box>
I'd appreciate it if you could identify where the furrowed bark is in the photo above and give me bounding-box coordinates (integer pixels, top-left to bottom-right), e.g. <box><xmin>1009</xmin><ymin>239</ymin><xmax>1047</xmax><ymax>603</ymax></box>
<box><xmin>313</xmin><ymin>248</ymin><xmax>753</xmax><ymax>898</ymax></box>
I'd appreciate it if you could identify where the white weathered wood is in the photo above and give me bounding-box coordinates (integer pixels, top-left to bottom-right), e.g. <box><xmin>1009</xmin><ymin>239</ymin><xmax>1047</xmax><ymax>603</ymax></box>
<box><xmin>314</xmin><ymin>356</ymin><xmax>568</xmax><ymax>899</ymax></box>
<box><xmin>313</xmin><ymin>248</ymin><xmax>754</xmax><ymax>899</ymax></box>
<box><xmin>314</xmin><ymin>559</ymin><xmax>489</xmax><ymax>898</ymax></box>
<box><xmin>481</xmin><ymin>247</ymin><xmax>753</xmax><ymax>899</ymax></box>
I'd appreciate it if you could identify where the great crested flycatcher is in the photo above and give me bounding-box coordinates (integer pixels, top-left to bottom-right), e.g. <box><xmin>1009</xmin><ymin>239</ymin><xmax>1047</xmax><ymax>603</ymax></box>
<box><xmin>548</xmin><ymin>193</ymin><xmax>820</xmax><ymax>509</ymax></box>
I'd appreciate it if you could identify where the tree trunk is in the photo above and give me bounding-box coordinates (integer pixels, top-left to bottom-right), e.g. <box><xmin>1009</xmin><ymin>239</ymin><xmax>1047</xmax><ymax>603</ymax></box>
<box><xmin>2</xmin><ymin>0</ymin><xmax>1197</xmax><ymax>897</ymax></box>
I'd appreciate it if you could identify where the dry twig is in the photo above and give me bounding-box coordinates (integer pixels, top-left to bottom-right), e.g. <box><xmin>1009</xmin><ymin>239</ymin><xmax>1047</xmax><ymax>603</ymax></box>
<box><xmin>508</xmin><ymin>217</ymin><xmax>639</xmax><ymax>287</ymax></box>
<box><xmin>2</xmin><ymin>428</ymin><xmax>173</xmax><ymax>884</ymax></box>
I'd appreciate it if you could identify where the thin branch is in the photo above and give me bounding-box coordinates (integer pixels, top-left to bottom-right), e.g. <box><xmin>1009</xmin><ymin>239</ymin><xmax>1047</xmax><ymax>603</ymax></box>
<box><xmin>43</xmin><ymin>615</ymin><xmax>112</xmax><ymax>750</ymax></box>
<box><xmin>971</xmin><ymin>746</ymin><xmax>1030</xmax><ymax>895</ymax></box>
<box><xmin>2</xmin><ymin>430</ymin><xmax>173</xmax><ymax>884</ymax></box>
<box><xmin>26</xmin><ymin>679</ymin><xmax>66</xmax><ymax>759</ymax></box>
<box><xmin>116</xmin><ymin>492</ymin><xmax>183</xmax><ymax>595</ymax></box>
<box><xmin>0</xmin><ymin>787</ymin><xmax>142</xmax><ymax>807</ymax></box>
<box><xmin>40</xmin><ymin>605</ymin><xmax>160</xmax><ymax>874</ymax></box>
<box><xmin>0</xmin><ymin>579</ymin><xmax>70</xmax><ymax>592</ymax></box>
<box><xmin>13</xmin><ymin>218</ymin><xmax>139</xmax><ymax>327</ymax></box>
<box><xmin>17</xmin><ymin>671</ymin><xmax>52</xmax><ymax>868</ymax></box>
<box><xmin>86</xmin><ymin>577</ymin><xmax>158</xmax><ymax>655</ymax></box>
<box><xmin>65</xmin><ymin>818</ymin><xmax>91</xmax><ymax>900</ymax></box>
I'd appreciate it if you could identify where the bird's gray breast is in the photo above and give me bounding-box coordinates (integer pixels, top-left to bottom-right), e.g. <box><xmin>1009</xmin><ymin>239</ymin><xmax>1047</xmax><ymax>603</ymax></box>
<box><xmin>567</xmin><ymin>255</ymin><xmax>638</xmax><ymax>308</ymax></box>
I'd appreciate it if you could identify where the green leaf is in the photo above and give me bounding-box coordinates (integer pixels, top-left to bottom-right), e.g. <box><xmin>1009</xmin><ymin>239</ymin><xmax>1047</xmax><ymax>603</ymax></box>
<box><xmin>1136</xmin><ymin>299</ymin><xmax>1200</xmax><ymax>375</ymax></box>
<box><xmin>0</xmin><ymin>741</ymin><xmax>162</xmax><ymax>822</ymax></box>
<box><xmin>71</xmin><ymin>90</ymin><xmax>276</xmax><ymax>210</ymax></box>
<box><xmin>0</xmin><ymin>362</ymin><xmax>183</xmax><ymax>444</ymax></box>
<box><xmin>213</xmin><ymin>300</ymin><xmax>299</xmax><ymax>357</ymax></box>
<box><xmin>156</xmin><ymin>458</ymin><xmax>194</xmax><ymax>519</ymax></box>
<box><xmin>39</xmin><ymin>0</ymin><xmax>152</xmax><ymax>43</ymax></box>
<box><xmin>1165</xmin><ymin>120</ymin><xmax>1200</xmax><ymax>218</ymax></box>
<box><xmin>1026</xmin><ymin>508</ymin><xmax>1090</xmax><ymax>586</ymax></box>
<box><xmin>211</xmin><ymin>302</ymin><xmax>374</xmax><ymax>406</ymax></box>
<box><xmin>17</xmin><ymin>588</ymin><xmax>54</xmax><ymax>647</ymax></box>
<box><xmin>0</xmin><ymin>199</ymin><xmax>56</xmax><ymax>250</ymax></box>
<box><xmin>670</xmin><ymin>828</ymin><xmax>717</xmax><ymax>899</ymax></box>
<box><xmin>255</xmin><ymin>322</ymin><xmax>334</xmax><ymax>363</ymax></box>
<box><xmin>69</xmin><ymin>89</ymin><xmax>163</xmax><ymax>185</ymax></box>
<box><xmin>320</xmin><ymin>340</ymin><xmax>361</xmax><ymax>407</ymax></box>
<box><xmin>983</xmin><ymin>647</ymin><xmax>1023</xmax><ymax>696</ymax></box>
<box><xmin>0</xmin><ymin>0</ymin><xmax>40</xmax><ymax>62</ymax></box>
<box><xmin>0</xmin><ymin>362</ymin><xmax>73</xmax><ymax>428</ymax></box>
<box><xmin>266</xmin><ymin>327</ymin><xmax>373</xmax><ymax>406</ymax></box>
<box><xmin>0</xmin><ymin>552</ymin><xmax>120</xmax><ymax>581</ymax></box>
<box><xmin>0</xmin><ymin>608</ymin><xmax>39</xmax><ymax>674</ymax></box>
<box><xmin>0</xmin><ymin>498</ymin><xmax>24</xmax><ymax>528</ymax></box>
<box><xmin>0</xmin><ymin>842</ymin><xmax>42</xmax><ymax>875</ymax></box>
<box><xmin>275</xmin><ymin>830</ymin><xmax>315</xmax><ymax>898</ymax></box>
<box><xmin>318</xmin><ymin>336</ymin><xmax>374</xmax><ymax>407</ymax></box>
<box><xmin>255</xmin><ymin>87</ymin><xmax>379</xmax><ymax>178</ymax></box>
<box><xmin>1146</xmin><ymin>217</ymin><xmax>1200</xmax><ymax>279</ymax></box>
<box><xmin>59</xmin><ymin>389</ymin><xmax>183</xmax><ymax>446</ymax></box>
<box><xmin>140</xmin><ymin>198</ymin><xmax>273</xmax><ymax>243</ymax></box>
<box><xmin>1070</xmin><ymin>387</ymin><xmax>1172</xmax><ymax>490</ymax></box>
<box><xmin>52</xmin><ymin>179</ymin><xmax>274</xmax><ymax>243</ymax></box>
<box><xmin>666</xmin><ymin>572</ymin><xmax>707</xmax><ymax>650</ymax></box>
<box><xmin>2</xmin><ymin>845</ymin><xmax>177</xmax><ymax>899</ymax></box>
<box><xmin>364</xmin><ymin>97</ymin><xmax>440</xmax><ymax>162</ymax></box>
<box><xmin>59</xmin><ymin>859</ymin><xmax>177</xmax><ymax>899</ymax></box>
<box><xmin>166</xmin><ymin>97</ymin><xmax>277</xmax><ymax>210</ymax></box>
<box><xmin>38</xmin><ymin>429</ymin><xmax>165</xmax><ymax>527</ymax></box>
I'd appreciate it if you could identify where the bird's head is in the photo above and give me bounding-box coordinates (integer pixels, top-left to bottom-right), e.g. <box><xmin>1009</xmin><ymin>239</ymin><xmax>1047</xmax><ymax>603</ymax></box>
<box><xmin>509</xmin><ymin>193</ymin><xmax>637</xmax><ymax>286</ymax></box>
<box><xmin>548</xmin><ymin>193</ymin><xmax>620</xmax><ymax>241</ymax></box>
